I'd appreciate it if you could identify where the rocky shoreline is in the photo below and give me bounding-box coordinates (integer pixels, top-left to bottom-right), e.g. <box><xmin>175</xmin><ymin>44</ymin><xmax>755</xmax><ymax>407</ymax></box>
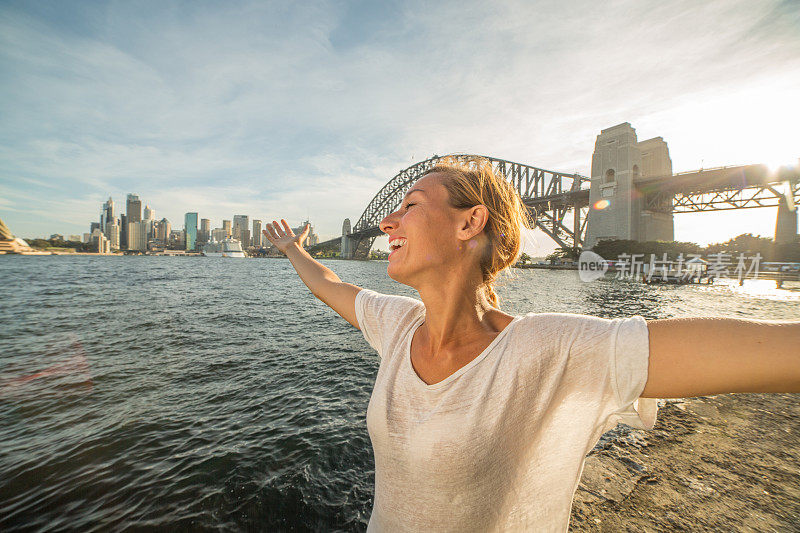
<box><xmin>571</xmin><ymin>393</ymin><xmax>799</xmax><ymax>532</ymax></box>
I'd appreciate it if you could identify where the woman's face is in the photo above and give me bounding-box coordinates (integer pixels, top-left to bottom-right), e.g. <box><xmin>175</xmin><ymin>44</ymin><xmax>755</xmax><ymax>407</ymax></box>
<box><xmin>379</xmin><ymin>172</ymin><xmax>481</xmax><ymax>287</ymax></box>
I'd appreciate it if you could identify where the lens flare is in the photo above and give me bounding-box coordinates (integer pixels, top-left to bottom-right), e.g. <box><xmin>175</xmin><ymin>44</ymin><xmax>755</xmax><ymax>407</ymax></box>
<box><xmin>593</xmin><ymin>199</ymin><xmax>610</xmax><ymax>210</ymax></box>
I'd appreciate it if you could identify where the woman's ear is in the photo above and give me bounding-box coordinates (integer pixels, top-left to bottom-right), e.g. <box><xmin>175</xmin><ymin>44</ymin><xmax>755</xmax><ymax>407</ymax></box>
<box><xmin>457</xmin><ymin>205</ymin><xmax>489</xmax><ymax>240</ymax></box>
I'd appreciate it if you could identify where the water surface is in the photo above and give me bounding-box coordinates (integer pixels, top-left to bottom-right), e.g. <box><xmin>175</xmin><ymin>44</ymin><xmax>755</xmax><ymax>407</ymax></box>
<box><xmin>1</xmin><ymin>256</ymin><xmax>797</xmax><ymax>531</ymax></box>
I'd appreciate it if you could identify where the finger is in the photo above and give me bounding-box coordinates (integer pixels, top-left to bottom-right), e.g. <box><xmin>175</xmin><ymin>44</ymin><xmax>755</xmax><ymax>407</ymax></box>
<box><xmin>262</xmin><ymin>228</ymin><xmax>276</xmax><ymax>244</ymax></box>
<box><xmin>272</xmin><ymin>220</ymin><xmax>285</xmax><ymax>238</ymax></box>
<box><xmin>266</xmin><ymin>224</ymin><xmax>280</xmax><ymax>240</ymax></box>
<box><xmin>281</xmin><ymin>219</ymin><xmax>294</xmax><ymax>236</ymax></box>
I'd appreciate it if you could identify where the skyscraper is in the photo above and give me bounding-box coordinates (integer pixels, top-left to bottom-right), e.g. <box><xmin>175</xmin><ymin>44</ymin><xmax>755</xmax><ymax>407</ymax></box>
<box><xmin>107</xmin><ymin>220</ymin><xmax>120</xmax><ymax>250</ymax></box>
<box><xmin>119</xmin><ymin>214</ymin><xmax>127</xmax><ymax>248</ymax></box>
<box><xmin>252</xmin><ymin>220</ymin><xmax>262</xmax><ymax>247</ymax></box>
<box><xmin>101</xmin><ymin>197</ymin><xmax>115</xmax><ymax>236</ymax></box>
<box><xmin>222</xmin><ymin>220</ymin><xmax>232</xmax><ymax>237</ymax></box>
<box><xmin>233</xmin><ymin>215</ymin><xmax>249</xmax><ymax>247</ymax></box>
<box><xmin>126</xmin><ymin>194</ymin><xmax>142</xmax><ymax>250</ymax></box>
<box><xmin>211</xmin><ymin>228</ymin><xmax>227</xmax><ymax>242</ymax></box>
<box><xmin>293</xmin><ymin>220</ymin><xmax>318</xmax><ymax>246</ymax></box>
<box><xmin>156</xmin><ymin>218</ymin><xmax>171</xmax><ymax>244</ymax></box>
<box><xmin>127</xmin><ymin>221</ymin><xmax>148</xmax><ymax>252</ymax></box>
<box><xmin>185</xmin><ymin>212</ymin><xmax>198</xmax><ymax>251</ymax></box>
<box><xmin>197</xmin><ymin>218</ymin><xmax>211</xmax><ymax>245</ymax></box>
<box><xmin>143</xmin><ymin>205</ymin><xmax>153</xmax><ymax>221</ymax></box>
<box><xmin>126</xmin><ymin>194</ymin><xmax>142</xmax><ymax>223</ymax></box>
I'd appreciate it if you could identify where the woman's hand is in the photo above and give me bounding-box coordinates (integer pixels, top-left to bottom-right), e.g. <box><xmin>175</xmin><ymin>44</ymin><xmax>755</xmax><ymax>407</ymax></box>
<box><xmin>263</xmin><ymin>219</ymin><xmax>310</xmax><ymax>254</ymax></box>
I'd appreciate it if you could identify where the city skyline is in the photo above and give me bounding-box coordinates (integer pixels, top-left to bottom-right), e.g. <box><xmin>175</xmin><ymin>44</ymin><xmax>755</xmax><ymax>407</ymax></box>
<box><xmin>77</xmin><ymin>192</ymin><xmax>321</xmax><ymax>253</ymax></box>
<box><xmin>1</xmin><ymin>1</ymin><xmax>798</xmax><ymax>256</ymax></box>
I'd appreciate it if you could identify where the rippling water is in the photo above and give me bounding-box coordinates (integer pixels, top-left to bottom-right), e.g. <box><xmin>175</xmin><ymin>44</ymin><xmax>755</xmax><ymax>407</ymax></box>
<box><xmin>1</xmin><ymin>256</ymin><xmax>798</xmax><ymax>531</ymax></box>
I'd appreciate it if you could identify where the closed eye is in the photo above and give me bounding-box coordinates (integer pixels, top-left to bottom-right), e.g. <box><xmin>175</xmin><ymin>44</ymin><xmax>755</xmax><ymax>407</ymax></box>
<box><xmin>404</xmin><ymin>203</ymin><xmax>416</xmax><ymax>210</ymax></box>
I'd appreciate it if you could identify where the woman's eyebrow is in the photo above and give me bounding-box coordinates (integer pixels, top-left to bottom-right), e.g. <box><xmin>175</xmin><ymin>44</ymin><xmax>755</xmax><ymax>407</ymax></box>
<box><xmin>403</xmin><ymin>188</ymin><xmax>426</xmax><ymax>201</ymax></box>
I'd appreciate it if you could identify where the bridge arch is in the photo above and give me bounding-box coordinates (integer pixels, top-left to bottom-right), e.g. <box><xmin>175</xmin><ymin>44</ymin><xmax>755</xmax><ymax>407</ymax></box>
<box><xmin>328</xmin><ymin>154</ymin><xmax>590</xmax><ymax>259</ymax></box>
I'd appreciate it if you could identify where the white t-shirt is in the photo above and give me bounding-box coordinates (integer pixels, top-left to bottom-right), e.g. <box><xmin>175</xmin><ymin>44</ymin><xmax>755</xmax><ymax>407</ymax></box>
<box><xmin>354</xmin><ymin>288</ymin><xmax>658</xmax><ymax>532</ymax></box>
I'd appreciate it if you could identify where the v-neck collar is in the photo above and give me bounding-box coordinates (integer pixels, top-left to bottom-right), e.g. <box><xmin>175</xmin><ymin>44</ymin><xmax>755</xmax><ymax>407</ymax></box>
<box><xmin>405</xmin><ymin>311</ymin><xmax>523</xmax><ymax>390</ymax></box>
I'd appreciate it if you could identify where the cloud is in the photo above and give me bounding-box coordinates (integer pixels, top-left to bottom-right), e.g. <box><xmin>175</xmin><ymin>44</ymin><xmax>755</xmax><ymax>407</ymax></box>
<box><xmin>0</xmin><ymin>0</ymin><xmax>796</xmax><ymax>247</ymax></box>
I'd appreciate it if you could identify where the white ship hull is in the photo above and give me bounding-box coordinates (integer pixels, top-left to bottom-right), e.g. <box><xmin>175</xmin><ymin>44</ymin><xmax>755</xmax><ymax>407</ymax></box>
<box><xmin>201</xmin><ymin>238</ymin><xmax>247</xmax><ymax>258</ymax></box>
<box><xmin>203</xmin><ymin>251</ymin><xmax>246</xmax><ymax>258</ymax></box>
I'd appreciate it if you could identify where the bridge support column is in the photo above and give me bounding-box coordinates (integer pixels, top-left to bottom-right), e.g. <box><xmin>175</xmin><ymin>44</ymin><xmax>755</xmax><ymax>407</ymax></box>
<box><xmin>341</xmin><ymin>218</ymin><xmax>353</xmax><ymax>259</ymax></box>
<box><xmin>341</xmin><ymin>235</ymin><xmax>353</xmax><ymax>259</ymax></box>
<box><xmin>775</xmin><ymin>192</ymin><xmax>798</xmax><ymax>244</ymax></box>
<box><xmin>585</xmin><ymin>123</ymin><xmax>674</xmax><ymax>249</ymax></box>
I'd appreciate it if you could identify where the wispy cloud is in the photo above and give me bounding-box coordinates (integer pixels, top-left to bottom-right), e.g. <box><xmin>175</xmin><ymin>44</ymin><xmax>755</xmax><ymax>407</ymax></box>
<box><xmin>0</xmin><ymin>0</ymin><xmax>797</xmax><ymax>248</ymax></box>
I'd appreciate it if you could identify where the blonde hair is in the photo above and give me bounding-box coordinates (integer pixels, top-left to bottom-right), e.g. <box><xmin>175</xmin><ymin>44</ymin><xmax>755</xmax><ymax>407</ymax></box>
<box><xmin>422</xmin><ymin>156</ymin><xmax>531</xmax><ymax>308</ymax></box>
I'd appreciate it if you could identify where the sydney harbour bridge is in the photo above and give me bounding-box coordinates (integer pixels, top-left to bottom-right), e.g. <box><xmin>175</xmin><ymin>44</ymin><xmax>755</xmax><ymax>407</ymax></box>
<box><xmin>307</xmin><ymin>123</ymin><xmax>800</xmax><ymax>260</ymax></box>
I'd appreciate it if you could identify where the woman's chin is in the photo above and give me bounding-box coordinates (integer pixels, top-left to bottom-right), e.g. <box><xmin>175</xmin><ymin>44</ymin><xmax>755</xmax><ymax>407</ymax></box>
<box><xmin>386</xmin><ymin>263</ymin><xmax>407</xmax><ymax>284</ymax></box>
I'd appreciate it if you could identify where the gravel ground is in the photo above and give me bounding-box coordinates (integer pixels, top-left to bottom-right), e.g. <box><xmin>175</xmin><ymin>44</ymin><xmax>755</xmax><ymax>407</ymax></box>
<box><xmin>570</xmin><ymin>393</ymin><xmax>800</xmax><ymax>532</ymax></box>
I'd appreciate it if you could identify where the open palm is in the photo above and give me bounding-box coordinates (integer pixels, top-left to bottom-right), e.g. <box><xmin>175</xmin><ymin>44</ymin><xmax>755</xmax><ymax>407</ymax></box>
<box><xmin>263</xmin><ymin>219</ymin><xmax>310</xmax><ymax>254</ymax></box>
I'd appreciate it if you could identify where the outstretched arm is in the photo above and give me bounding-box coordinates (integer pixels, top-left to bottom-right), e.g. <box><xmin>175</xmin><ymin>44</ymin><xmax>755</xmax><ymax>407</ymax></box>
<box><xmin>263</xmin><ymin>219</ymin><xmax>362</xmax><ymax>328</ymax></box>
<box><xmin>641</xmin><ymin>318</ymin><xmax>800</xmax><ymax>398</ymax></box>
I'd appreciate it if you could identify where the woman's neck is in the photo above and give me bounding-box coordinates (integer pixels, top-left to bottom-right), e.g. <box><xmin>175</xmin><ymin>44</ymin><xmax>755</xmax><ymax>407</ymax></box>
<box><xmin>415</xmin><ymin>277</ymin><xmax>512</xmax><ymax>358</ymax></box>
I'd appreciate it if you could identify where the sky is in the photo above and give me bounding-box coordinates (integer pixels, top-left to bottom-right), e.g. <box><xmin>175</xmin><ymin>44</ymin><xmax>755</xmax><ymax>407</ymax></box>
<box><xmin>0</xmin><ymin>0</ymin><xmax>798</xmax><ymax>256</ymax></box>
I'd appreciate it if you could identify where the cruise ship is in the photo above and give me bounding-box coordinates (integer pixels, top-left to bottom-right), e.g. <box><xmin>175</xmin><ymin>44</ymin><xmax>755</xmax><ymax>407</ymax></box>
<box><xmin>201</xmin><ymin>238</ymin><xmax>246</xmax><ymax>258</ymax></box>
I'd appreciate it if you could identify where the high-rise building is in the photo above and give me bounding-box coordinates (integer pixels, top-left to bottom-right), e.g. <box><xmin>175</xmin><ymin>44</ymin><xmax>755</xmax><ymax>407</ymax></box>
<box><xmin>90</xmin><ymin>222</ymin><xmax>100</xmax><ymax>234</ymax></box>
<box><xmin>197</xmin><ymin>218</ymin><xmax>211</xmax><ymax>245</ymax></box>
<box><xmin>91</xmin><ymin>228</ymin><xmax>110</xmax><ymax>254</ymax></box>
<box><xmin>169</xmin><ymin>229</ymin><xmax>185</xmax><ymax>248</ymax></box>
<box><xmin>128</xmin><ymin>221</ymin><xmax>148</xmax><ymax>252</ymax></box>
<box><xmin>126</xmin><ymin>194</ymin><xmax>142</xmax><ymax>223</ymax></box>
<box><xmin>155</xmin><ymin>218</ymin><xmax>171</xmax><ymax>244</ymax></box>
<box><xmin>119</xmin><ymin>214</ymin><xmax>128</xmax><ymax>248</ymax></box>
<box><xmin>232</xmin><ymin>215</ymin><xmax>249</xmax><ymax>247</ymax></box>
<box><xmin>222</xmin><ymin>220</ymin><xmax>232</xmax><ymax>237</ymax></box>
<box><xmin>211</xmin><ymin>228</ymin><xmax>227</xmax><ymax>242</ymax></box>
<box><xmin>293</xmin><ymin>220</ymin><xmax>318</xmax><ymax>246</ymax></box>
<box><xmin>101</xmin><ymin>197</ymin><xmax>115</xmax><ymax>235</ymax></box>
<box><xmin>107</xmin><ymin>221</ymin><xmax>120</xmax><ymax>250</ymax></box>
<box><xmin>143</xmin><ymin>205</ymin><xmax>154</xmax><ymax>221</ymax></box>
<box><xmin>83</xmin><ymin>233</ymin><xmax>92</xmax><ymax>244</ymax></box>
<box><xmin>252</xmin><ymin>220</ymin><xmax>262</xmax><ymax>247</ymax></box>
<box><xmin>185</xmin><ymin>212</ymin><xmax>198</xmax><ymax>251</ymax></box>
<box><xmin>126</xmin><ymin>194</ymin><xmax>142</xmax><ymax>250</ymax></box>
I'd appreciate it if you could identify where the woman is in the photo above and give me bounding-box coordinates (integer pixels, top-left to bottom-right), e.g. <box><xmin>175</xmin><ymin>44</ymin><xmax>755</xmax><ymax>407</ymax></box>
<box><xmin>263</xmin><ymin>157</ymin><xmax>799</xmax><ymax>532</ymax></box>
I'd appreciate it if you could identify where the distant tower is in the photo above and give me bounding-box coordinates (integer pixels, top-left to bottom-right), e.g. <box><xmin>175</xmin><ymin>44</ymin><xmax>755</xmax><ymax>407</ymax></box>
<box><xmin>252</xmin><ymin>219</ymin><xmax>262</xmax><ymax>247</ymax></box>
<box><xmin>341</xmin><ymin>218</ymin><xmax>352</xmax><ymax>259</ymax></box>
<box><xmin>198</xmin><ymin>218</ymin><xmax>211</xmax><ymax>246</ymax></box>
<box><xmin>222</xmin><ymin>219</ymin><xmax>232</xmax><ymax>238</ymax></box>
<box><xmin>126</xmin><ymin>194</ymin><xmax>142</xmax><ymax>250</ymax></box>
<box><xmin>233</xmin><ymin>215</ymin><xmax>250</xmax><ymax>247</ymax></box>
<box><xmin>101</xmin><ymin>197</ymin><xmax>115</xmax><ymax>236</ymax></box>
<box><xmin>126</xmin><ymin>194</ymin><xmax>142</xmax><ymax>222</ymax></box>
<box><xmin>143</xmin><ymin>205</ymin><xmax>154</xmax><ymax>220</ymax></box>
<box><xmin>584</xmin><ymin>123</ymin><xmax>674</xmax><ymax>249</ymax></box>
<box><xmin>185</xmin><ymin>212</ymin><xmax>198</xmax><ymax>251</ymax></box>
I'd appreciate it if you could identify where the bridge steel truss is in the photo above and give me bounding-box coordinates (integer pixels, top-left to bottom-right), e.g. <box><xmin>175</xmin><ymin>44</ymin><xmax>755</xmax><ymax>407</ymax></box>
<box><xmin>638</xmin><ymin>165</ymin><xmax>800</xmax><ymax>214</ymax></box>
<box><xmin>332</xmin><ymin>155</ymin><xmax>590</xmax><ymax>259</ymax></box>
<box><xmin>308</xmin><ymin>161</ymin><xmax>799</xmax><ymax>259</ymax></box>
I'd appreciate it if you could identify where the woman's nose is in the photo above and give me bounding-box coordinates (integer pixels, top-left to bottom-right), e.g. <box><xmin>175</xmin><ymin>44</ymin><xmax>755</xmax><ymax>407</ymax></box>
<box><xmin>379</xmin><ymin>212</ymin><xmax>397</xmax><ymax>234</ymax></box>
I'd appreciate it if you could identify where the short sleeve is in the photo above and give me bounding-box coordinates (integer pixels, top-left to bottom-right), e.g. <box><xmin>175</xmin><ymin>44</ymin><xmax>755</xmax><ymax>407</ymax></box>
<box><xmin>536</xmin><ymin>312</ymin><xmax>658</xmax><ymax>431</ymax></box>
<box><xmin>354</xmin><ymin>288</ymin><xmax>424</xmax><ymax>358</ymax></box>
<box><xmin>610</xmin><ymin>316</ymin><xmax>658</xmax><ymax>430</ymax></box>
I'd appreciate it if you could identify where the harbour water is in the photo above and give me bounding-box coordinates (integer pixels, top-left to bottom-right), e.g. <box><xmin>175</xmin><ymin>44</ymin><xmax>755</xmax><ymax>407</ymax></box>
<box><xmin>1</xmin><ymin>256</ymin><xmax>798</xmax><ymax>531</ymax></box>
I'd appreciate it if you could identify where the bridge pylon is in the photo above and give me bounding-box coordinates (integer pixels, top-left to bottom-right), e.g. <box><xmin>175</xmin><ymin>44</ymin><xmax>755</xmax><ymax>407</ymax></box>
<box><xmin>584</xmin><ymin>122</ymin><xmax>674</xmax><ymax>249</ymax></box>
